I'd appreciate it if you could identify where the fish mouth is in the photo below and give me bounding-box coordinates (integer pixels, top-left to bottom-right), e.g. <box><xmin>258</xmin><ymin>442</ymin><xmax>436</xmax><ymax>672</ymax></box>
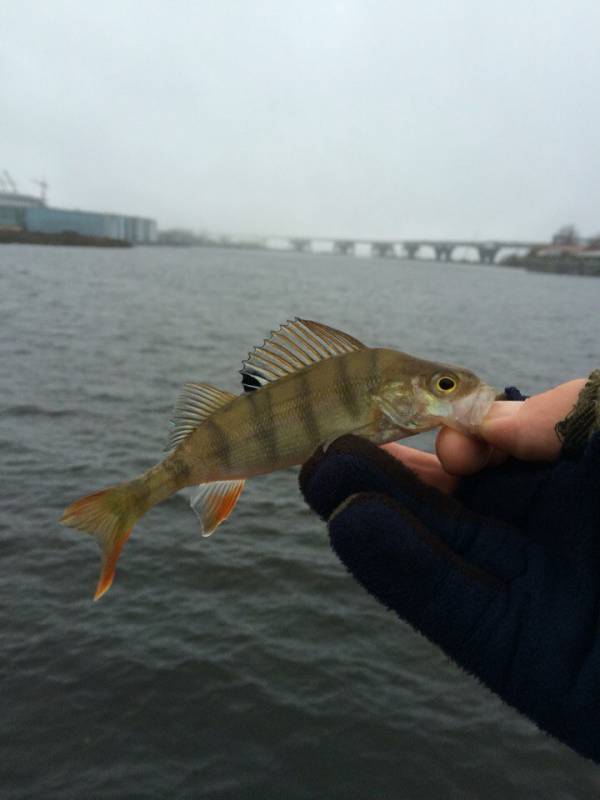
<box><xmin>447</xmin><ymin>383</ymin><xmax>497</xmax><ymax>434</ymax></box>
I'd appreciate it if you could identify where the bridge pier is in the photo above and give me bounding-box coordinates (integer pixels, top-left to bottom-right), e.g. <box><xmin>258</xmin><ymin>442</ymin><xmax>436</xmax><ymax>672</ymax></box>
<box><xmin>372</xmin><ymin>242</ymin><xmax>396</xmax><ymax>258</ymax></box>
<box><xmin>290</xmin><ymin>237</ymin><xmax>312</xmax><ymax>253</ymax></box>
<box><xmin>477</xmin><ymin>245</ymin><xmax>499</xmax><ymax>264</ymax></box>
<box><xmin>276</xmin><ymin>237</ymin><xmax>538</xmax><ymax>263</ymax></box>
<box><xmin>333</xmin><ymin>240</ymin><xmax>355</xmax><ymax>256</ymax></box>
<box><xmin>403</xmin><ymin>243</ymin><xmax>420</xmax><ymax>259</ymax></box>
<box><xmin>434</xmin><ymin>245</ymin><xmax>454</xmax><ymax>261</ymax></box>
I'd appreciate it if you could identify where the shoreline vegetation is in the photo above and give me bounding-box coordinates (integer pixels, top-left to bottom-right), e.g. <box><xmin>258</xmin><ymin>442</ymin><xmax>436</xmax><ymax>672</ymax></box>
<box><xmin>0</xmin><ymin>229</ymin><xmax>131</xmax><ymax>248</ymax></box>
<box><xmin>1</xmin><ymin>229</ymin><xmax>598</xmax><ymax>275</ymax></box>
<box><xmin>499</xmin><ymin>254</ymin><xmax>600</xmax><ymax>277</ymax></box>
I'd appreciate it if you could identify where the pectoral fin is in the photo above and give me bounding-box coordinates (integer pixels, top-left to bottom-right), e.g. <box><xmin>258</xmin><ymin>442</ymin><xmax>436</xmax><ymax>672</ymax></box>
<box><xmin>188</xmin><ymin>479</ymin><xmax>246</xmax><ymax>536</ymax></box>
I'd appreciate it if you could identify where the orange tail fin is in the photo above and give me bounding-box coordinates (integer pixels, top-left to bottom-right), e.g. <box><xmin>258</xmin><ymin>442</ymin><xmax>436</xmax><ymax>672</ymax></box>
<box><xmin>61</xmin><ymin>483</ymin><xmax>143</xmax><ymax>600</ymax></box>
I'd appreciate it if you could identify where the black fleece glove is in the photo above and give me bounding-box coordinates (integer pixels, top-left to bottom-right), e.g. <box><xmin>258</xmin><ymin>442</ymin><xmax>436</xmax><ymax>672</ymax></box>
<box><xmin>300</xmin><ymin>431</ymin><xmax>600</xmax><ymax>763</ymax></box>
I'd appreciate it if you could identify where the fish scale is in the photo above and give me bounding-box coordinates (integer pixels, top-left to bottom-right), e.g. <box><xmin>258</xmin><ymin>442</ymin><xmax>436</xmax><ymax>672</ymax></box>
<box><xmin>61</xmin><ymin>318</ymin><xmax>496</xmax><ymax>599</ymax></box>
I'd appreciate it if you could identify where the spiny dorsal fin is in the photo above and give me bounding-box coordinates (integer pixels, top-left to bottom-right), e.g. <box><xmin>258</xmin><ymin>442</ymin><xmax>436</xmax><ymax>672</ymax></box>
<box><xmin>240</xmin><ymin>318</ymin><xmax>366</xmax><ymax>392</ymax></box>
<box><xmin>168</xmin><ymin>383</ymin><xmax>236</xmax><ymax>450</ymax></box>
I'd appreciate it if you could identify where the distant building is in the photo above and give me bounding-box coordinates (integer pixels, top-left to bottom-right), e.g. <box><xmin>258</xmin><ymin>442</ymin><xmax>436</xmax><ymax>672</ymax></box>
<box><xmin>0</xmin><ymin>190</ymin><xmax>44</xmax><ymax>228</ymax></box>
<box><xmin>536</xmin><ymin>244</ymin><xmax>586</xmax><ymax>258</ymax></box>
<box><xmin>24</xmin><ymin>206</ymin><xmax>157</xmax><ymax>243</ymax></box>
<box><xmin>0</xmin><ymin>191</ymin><xmax>157</xmax><ymax>244</ymax></box>
<box><xmin>157</xmin><ymin>228</ymin><xmax>201</xmax><ymax>246</ymax></box>
<box><xmin>552</xmin><ymin>225</ymin><xmax>579</xmax><ymax>246</ymax></box>
<box><xmin>0</xmin><ymin>190</ymin><xmax>43</xmax><ymax>209</ymax></box>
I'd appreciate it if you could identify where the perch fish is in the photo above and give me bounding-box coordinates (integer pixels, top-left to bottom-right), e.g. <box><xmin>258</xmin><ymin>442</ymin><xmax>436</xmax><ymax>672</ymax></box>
<box><xmin>61</xmin><ymin>319</ymin><xmax>496</xmax><ymax>599</ymax></box>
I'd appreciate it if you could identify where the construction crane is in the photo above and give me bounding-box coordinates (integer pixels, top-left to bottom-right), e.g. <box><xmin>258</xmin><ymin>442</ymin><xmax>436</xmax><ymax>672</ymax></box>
<box><xmin>32</xmin><ymin>178</ymin><xmax>48</xmax><ymax>203</ymax></box>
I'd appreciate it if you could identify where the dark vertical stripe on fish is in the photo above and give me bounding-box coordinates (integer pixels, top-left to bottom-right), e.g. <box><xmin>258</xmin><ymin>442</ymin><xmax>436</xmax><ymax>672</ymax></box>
<box><xmin>206</xmin><ymin>419</ymin><xmax>232</xmax><ymax>468</ymax></box>
<box><xmin>299</xmin><ymin>373</ymin><xmax>321</xmax><ymax>446</ymax></box>
<box><xmin>164</xmin><ymin>454</ymin><xmax>191</xmax><ymax>485</ymax></box>
<box><xmin>336</xmin><ymin>355</ymin><xmax>361</xmax><ymax>417</ymax></box>
<box><xmin>248</xmin><ymin>386</ymin><xmax>279</xmax><ymax>461</ymax></box>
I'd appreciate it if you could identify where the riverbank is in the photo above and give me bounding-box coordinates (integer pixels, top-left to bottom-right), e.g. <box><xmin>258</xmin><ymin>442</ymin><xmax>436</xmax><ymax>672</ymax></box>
<box><xmin>0</xmin><ymin>229</ymin><xmax>131</xmax><ymax>248</ymax></box>
<box><xmin>501</xmin><ymin>254</ymin><xmax>600</xmax><ymax>276</ymax></box>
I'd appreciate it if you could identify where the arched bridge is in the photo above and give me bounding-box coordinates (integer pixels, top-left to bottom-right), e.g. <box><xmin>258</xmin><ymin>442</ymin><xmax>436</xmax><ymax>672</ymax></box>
<box><xmin>268</xmin><ymin>237</ymin><xmax>542</xmax><ymax>263</ymax></box>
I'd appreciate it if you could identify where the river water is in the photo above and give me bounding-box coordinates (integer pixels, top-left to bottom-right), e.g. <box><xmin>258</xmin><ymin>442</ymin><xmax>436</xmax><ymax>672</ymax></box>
<box><xmin>1</xmin><ymin>244</ymin><xmax>599</xmax><ymax>799</ymax></box>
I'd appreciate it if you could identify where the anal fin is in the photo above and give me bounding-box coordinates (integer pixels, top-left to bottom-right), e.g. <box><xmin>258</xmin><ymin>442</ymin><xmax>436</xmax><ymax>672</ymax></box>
<box><xmin>189</xmin><ymin>480</ymin><xmax>246</xmax><ymax>536</ymax></box>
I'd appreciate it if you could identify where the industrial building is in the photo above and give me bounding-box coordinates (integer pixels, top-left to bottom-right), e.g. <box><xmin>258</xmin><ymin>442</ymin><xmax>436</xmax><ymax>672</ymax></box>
<box><xmin>23</xmin><ymin>206</ymin><xmax>157</xmax><ymax>243</ymax></box>
<box><xmin>0</xmin><ymin>190</ymin><xmax>44</xmax><ymax>228</ymax></box>
<box><xmin>0</xmin><ymin>189</ymin><xmax>157</xmax><ymax>244</ymax></box>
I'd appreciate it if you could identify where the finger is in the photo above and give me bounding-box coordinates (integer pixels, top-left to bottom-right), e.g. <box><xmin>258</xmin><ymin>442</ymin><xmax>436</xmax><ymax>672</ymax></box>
<box><xmin>381</xmin><ymin>442</ymin><xmax>459</xmax><ymax>493</ymax></box>
<box><xmin>300</xmin><ymin>435</ymin><xmax>404</xmax><ymax>521</ymax></box>
<box><xmin>455</xmin><ymin>457</ymin><xmax>556</xmax><ymax>530</ymax></box>
<box><xmin>301</xmin><ymin>435</ymin><xmax>529</xmax><ymax>581</ymax></box>
<box><xmin>479</xmin><ymin>380</ymin><xmax>585</xmax><ymax>461</ymax></box>
<box><xmin>328</xmin><ymin>492</ymin><xmax>519</xmax><ymax>678</ymax></box>
<box><xmin>435</xmin><ymin>427</ymin><xmax>494</xmax><ymax>476</ymax></box>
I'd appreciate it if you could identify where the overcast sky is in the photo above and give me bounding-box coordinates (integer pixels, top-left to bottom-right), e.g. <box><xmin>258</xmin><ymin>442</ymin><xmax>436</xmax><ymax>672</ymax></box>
<box><xmin>2</xmin><ymin>1</ymin><xmax>599</xmax><ymax>239</ymax></box>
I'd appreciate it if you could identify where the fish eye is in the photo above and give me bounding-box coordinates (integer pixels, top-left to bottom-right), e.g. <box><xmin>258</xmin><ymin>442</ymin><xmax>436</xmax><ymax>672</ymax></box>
<box><xmin>436</xmin><ymin>375</ymin><xmax>457</xmax><ymax>393</ymax></box>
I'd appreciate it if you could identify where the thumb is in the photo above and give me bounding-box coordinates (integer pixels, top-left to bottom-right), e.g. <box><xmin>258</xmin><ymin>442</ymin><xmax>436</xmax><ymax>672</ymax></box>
<box><xmin>479</xmin><ymin>380</ymin><xmax>585</xmax><ymax>461</ymax></box>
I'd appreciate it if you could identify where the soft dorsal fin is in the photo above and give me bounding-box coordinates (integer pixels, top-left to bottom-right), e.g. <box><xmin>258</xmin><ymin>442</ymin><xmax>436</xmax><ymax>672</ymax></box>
<box><xmin>168</xmin><ymin>383</ymin><xmax>236</xmax><ymax>450</ymax></box>
<box><xmin>240</xmin><ymin>318</ymin><xmax>366</xmax><ymax>392</ymax></box>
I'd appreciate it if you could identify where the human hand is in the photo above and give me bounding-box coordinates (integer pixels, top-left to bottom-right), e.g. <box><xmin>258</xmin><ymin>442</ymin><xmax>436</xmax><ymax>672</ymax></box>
<box><xmin>381</xmin><ymin>379</ymin><xmax>586</xmax><ymax>494</ymax></box>
<box><xmin>299</xmin><ymin>379</ymin><xmax>600</xmax><ymax>762</ymax></box>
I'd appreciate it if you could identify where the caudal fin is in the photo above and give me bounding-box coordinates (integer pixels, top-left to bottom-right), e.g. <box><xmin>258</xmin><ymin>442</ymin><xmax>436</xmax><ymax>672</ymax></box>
<box><xmin>61</xmin><ymin>483</ymin><xmax>143</xmax><ymax>600</ymax></box>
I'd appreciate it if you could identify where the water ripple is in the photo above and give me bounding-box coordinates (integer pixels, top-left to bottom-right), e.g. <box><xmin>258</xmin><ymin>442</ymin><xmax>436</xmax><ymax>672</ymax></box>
<box><xmin>2</xmin><ymin>246</ymin><xmax>599</xmax><ymax>800</ymax></box>
<box><xmin>0</xmin><ymin>404</ymin><xmax>79</xmax><ymax>418</ymax></box>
